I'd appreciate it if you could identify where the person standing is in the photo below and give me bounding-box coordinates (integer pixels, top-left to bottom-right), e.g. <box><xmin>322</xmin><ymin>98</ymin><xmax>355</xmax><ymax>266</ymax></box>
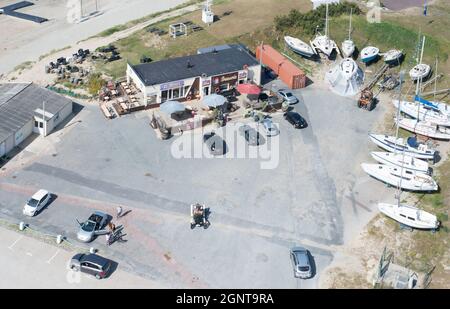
<box><xmin>116</xmin><ymin>206</ymin><xmax>122</xmax><ymax>219</ymax></box>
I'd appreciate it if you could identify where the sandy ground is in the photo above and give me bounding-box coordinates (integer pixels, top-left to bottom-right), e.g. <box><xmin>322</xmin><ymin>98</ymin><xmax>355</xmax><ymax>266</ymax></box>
<box><xmin>1</xmin><ymin>1</ymin><xmax>202</xmax><ymax>84</ymax></box>
<box><xmin>0</xmin><ymin>0</ymin><xmax>188</xmax><ymax>75</ymax></box>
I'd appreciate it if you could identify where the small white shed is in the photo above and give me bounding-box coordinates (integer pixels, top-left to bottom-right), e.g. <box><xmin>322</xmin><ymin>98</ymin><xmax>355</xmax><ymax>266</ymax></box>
<box><xmin>311</xmin><ymin>0</ymin><xmax>340</xmax><ymax>9</ymax></box>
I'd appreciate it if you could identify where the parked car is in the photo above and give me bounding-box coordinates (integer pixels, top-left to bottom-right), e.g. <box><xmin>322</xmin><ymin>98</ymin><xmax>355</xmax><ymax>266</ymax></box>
<box><xmin>277</xmin><ymin>90</ymin><xmax>299</xmax><ymax>104</ymax></box>
<box><xmin>203</xmin><ymin>132</ymin><xmax>227</xmax><ymax>155</ymax></box>
<box><xmin>261</xmin><ymin>118</ymin><xmax>280</xmax><ymax>137</ymax></box>
<box><xmin>23</xmin><ymin>189</ymin><xmax>52</xmax><ymax>217</ymax></box>
<box><xmin>239</xmin><ymin>125</ymin><xmax>265</xmax><ymax>146</ymax></box>
<box><xmin>76</xmin><ymin>211</ymin><xmax>109</xmax><ymax>242</ymax></box>
<box><xmin>69</xmin><ymin>253</ymin><xmax>112</xmax><ymax>280</ymax></box>
<box><xmin>284</xmin><ymin>111</ymin><xmax>307</xmax><ymax>129</ymax></box>
<box><xmin>290</xmin><ymin>247</ymin><xmax>313</xmax><ymax>279</ymax></box>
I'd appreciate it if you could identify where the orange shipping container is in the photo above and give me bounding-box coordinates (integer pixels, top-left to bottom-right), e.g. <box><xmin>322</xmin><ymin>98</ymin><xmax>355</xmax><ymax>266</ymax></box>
<box><xmin>255</xmin><ymin>44</ymin><xmax>306</xmax><ymax>89</ymax></box>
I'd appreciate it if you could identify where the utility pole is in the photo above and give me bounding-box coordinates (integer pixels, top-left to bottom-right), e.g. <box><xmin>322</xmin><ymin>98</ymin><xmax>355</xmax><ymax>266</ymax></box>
<box><xmin>42</xmin><ymin>100</ymin><xmax>46</xmax><ymax>137</ymax></box>
<box><xmin>80</xmin><ymin>0</ymin><xmax>83</xmax><ymax>19</ymax></box>
<box><xmin>95</xmin><ymin>0</ymin><xmax>98</xmax><ymax>13</ymax></box>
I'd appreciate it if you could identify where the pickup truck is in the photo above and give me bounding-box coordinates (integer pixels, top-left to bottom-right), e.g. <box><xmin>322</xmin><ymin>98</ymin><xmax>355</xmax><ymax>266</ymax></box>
<box><xmin>76</xmin><ymin>211</ymin><xmax>109</xmax><ymax>243</ymax></box>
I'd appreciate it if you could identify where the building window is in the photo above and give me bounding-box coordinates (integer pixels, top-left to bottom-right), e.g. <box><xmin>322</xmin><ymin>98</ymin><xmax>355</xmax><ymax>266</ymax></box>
<box><xmin>219</xmin><ymin>84</ymin><xmax>228</xmax><ymax>92</ymax></box>
<box><xmin>172</xmin><ymin>88</ymin><xmax>180</xmax><ymax>99</ymax></box>
<box><xmin>161</xmin><ymin>90</ymin><xmax>168</xmax><ymax>102</ymax></box>
<box><xmin>34</xmin><ymin>121</ymin><xmax>39</xmax><ymax>127</ymax></box>
<box><xmin>184</xmin><ymin>86</ymin><xmax>190</xmax><ymax>96</ymax></box>
<box><xmin>39</xmin><ymin>122</ymin><xmax>43</xmax><ymax>128</ymax></box>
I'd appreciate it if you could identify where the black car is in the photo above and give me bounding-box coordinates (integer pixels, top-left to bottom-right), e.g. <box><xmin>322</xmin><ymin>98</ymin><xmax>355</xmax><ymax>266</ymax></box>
<box><xmin>203</xmin><ymin>132</ymin><xmax>227</xmax><ymax>155</ymax></box>
<box><xmin>284</xmin><ymin>111</ymin><xmax>307</xmax><ymax>129</ymax></box>
<box><xmin>70</xmin><ymin>253</ymin><xmax>112</xmax><ymax>279</ymax></box>
<box><xmin>239</xmin><ymin>125</ymin><xmax>265</xmax><ymax>146</ymax></box>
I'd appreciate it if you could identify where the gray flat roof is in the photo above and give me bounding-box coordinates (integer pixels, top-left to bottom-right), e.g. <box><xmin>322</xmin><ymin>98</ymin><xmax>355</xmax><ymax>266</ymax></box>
<box><xmin>131</xmin><ymin>45</ymin><xmax>259</xmax><ymax>86</ymax></box>
<box><xmin>0</xmin><ymin>83</ymin><xmax>72</xmax><ymax>142</ymax></box>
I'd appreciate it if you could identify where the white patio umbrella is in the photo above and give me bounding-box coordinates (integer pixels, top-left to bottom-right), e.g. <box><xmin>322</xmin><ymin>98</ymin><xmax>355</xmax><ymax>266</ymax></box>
<box><xmin>201</xmin><ymin>94</ymin><xmax>227</xmax><ymax>108</ymax></box>
<box><xmin>159</xmin><ymin>100</ymin><xmax>185</xmax><ymax>114</ymax></box>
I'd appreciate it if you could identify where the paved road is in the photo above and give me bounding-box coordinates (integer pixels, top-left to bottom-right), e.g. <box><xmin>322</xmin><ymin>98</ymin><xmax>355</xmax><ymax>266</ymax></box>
<box><xmin>0</xmin><ymin>226</ymin><xmax>165</xmax><ymax>288</ymax></box>
<box><xmin>0</xmin><ymin>82</ymin><xmax>390</xmax><ymax>288</ymax></box>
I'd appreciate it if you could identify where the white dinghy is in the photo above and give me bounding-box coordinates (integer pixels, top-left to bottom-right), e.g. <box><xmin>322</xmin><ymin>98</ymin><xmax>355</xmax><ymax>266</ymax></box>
<box><xmin>378</xmin><ymin>203</ymin><xmax>440</xmax><ymax>230</ymax></box>
<box><xmin>361</xmin><ymin>46</ymin><xmax>379</xmax><ymax>63</ymax></box>
<box><xmin>368</xmin><ymin>134</ymin><xmax>436</xmax><ymax>160</ymax></box>
<box><xmin>361</xmin><ymin>163</ymin><xmax>438</xmax><ymax>192</ymax></box>
<box><xmin>392</xmin><ymin>99</ymin><xmax>450</xmax><ymax>127</ymax></box>
<box><xmin>396</xmin><ymin>117</ymin><xmax>450</xmax><ymax>140</ymax></box>
<box><xmin>370</xmin><ymin>151</ymin><xmax>430</xmax><ymax>174</ymax></box>
<box><xmin>409</xmin><ymin>63</ymin><xmax>431</xmax><ymax>81</ymax></box>
<box><xmin>284</xmin><ymin>36</ymin><xmax>316</xmax><ymax>58</ymax></box>
<box><xmin>383</xmin><ymin>49</ymin><xmax>403</xmax><ymax>65</ymax></box>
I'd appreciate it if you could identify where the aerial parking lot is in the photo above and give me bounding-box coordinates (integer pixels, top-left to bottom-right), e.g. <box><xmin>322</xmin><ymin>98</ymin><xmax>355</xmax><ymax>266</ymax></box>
<box><xmin>0</xmin><ymin>85</ymin><xmax>391</xmax><ymax>288</ymax></box>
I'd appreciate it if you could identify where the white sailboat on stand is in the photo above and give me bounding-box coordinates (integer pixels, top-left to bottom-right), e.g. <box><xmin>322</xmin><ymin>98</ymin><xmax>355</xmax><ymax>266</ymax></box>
<box><xmin>370</xmin><ymin>151</ymin><xmax>430</xmax><ymax>174</ymax></box>
<box><xmin>378</xmin><ymin>148</ymin><xmax>440</xmax><ymax>230</ymax></box>
<box><xmin>363</xmin><ymin>71</ymin><xmax>439</xmax><ymax>192</ymax></box>
<box><xmin>310</xmin><ymin>3</ymin><xmax>340</xmax><ymax>58</ymax></box>
<box><xmin>341</xmin><ymin>8</ymin><xmax>355</xmax><ymax>58</ymax></box>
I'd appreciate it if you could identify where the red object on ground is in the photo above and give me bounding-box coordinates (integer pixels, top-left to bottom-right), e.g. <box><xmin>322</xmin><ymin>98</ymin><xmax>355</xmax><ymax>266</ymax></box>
<box><xmin>255</xmin><ymin>44</ymin><xmax>306</xmax><ymax>89</ymax></box>
<box><xmin>236</xmin><ymin>83</ymin><xmax>261</xmax><ymax>95</ymax></box>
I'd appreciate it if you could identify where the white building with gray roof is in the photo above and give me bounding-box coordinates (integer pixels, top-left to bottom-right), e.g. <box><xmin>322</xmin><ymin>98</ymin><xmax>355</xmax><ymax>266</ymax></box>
<box><xmin>0</xmin><ymin>83</ymin><xmax>73</xmax><ymax>158</ymax></box>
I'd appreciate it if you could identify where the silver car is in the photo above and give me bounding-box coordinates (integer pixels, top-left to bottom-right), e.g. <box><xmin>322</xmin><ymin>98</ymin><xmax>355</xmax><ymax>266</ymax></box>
<box><xmin>261</xmin><ymin>118</ymin><xmax>279</xmax><ymax>137</ymax></box>
<box><xmin>290</xmin><ymin>247</ymin><xmax>313</xmax><ymax>279</ymax></box>
<box><xmin>278</xmin><ymin>90</ymin><xmax>298</xmax><ymax>104</ymax></box>
<box><xmin>76</xmin><ymin>211</ymin><xmax>109</xmax><ymax>242</ymax></box>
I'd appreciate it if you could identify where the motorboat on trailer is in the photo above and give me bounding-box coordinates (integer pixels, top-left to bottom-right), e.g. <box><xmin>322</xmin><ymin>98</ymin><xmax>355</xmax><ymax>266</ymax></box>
<box><xmin>284</xmin><ymin>36</ymin><xmax>316</xmax><ymax>58</ymax></box>
<box><xmin>395</xmin><ymin>117</ymin><xmax>450</xmax><ymax>140</ymax></box>
<box><xmin>361</xmin><ymin>163</ymin><xmax>438</xmax><ymax>192</ymax></box>
<box><xmin>360</xmin><ymin>46</ymin><xmax>379</xmax><ymax>63</ymax></box>
<box><xmin>368</xmin><ymin>134</ymin><xmax>436</xmax><ymax>160</ymax></box>
<box><xmin>392</xmin><ymin>99</ymin><xmax>450</xmax><ymax>127</ymax></box>
<box><xmin>378</xmin><ymin>203</ymin><xmax>440</xmax><ymax>230</ymax></box>
<box><xmin>409</xmin><ymin>63</ymin><xmax>431</xmax><ymax>81</ymax></box>
<box><xmin>370</xmin><ymin>151</ymin><xmax>430</xmax><ymax>174</ymax></box>
<box><xmin>383</xmin><ymin>49</ymin><xmax>403</xmax><ymax>65</ymax></box>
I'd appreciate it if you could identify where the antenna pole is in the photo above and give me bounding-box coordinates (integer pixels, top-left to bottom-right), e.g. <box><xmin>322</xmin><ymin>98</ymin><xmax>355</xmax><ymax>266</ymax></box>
<box><xmin>419</xmin><ymin>36</ymin><xmax>426</xmax><ymax>64</ymax></box>
<box><xmin>349</xmin><ymin>8</ymin><xmax>352</xmax><ymax>40</ymax></box>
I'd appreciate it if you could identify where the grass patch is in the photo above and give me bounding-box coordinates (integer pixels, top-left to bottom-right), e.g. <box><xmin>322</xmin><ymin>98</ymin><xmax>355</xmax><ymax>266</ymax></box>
<box><xmin>38</xmin><ymin>46</ymin><xmax>72</xmax><ymax>61</ymax></box>
<box><xmin>95</xmin><ymin>0</ymin><xmax>204</xmax><ymax>38</ymax></box>
<box><xmin>86</xmin><ymin>73</ymin><xmax>107</xmax><ymax>95</ymax></box>
<box><xmin>14</xmin><ymin>61</ymin><xmax>34</xmax><ymax>72</ymax></box>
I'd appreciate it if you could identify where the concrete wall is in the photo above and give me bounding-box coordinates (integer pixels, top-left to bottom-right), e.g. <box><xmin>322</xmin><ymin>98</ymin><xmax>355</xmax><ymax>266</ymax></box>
<box><xmin>14</xmin><ymin>120</ymin><xmax>33</xmax><ymax>147</ymax></box>
<box><xmin>0</xmin><ymin>141</ymin><xmax>5</xmax><ymax>157</ymax></box>
<box><xmin>247</xmin><ymin>64</ymin><xmax>262</xmax><ymax>85</ymax></box>
<box><xmin>46</xmin><ymin>102</ymin><xmax>73</xmax><ymax>134</ymax></box>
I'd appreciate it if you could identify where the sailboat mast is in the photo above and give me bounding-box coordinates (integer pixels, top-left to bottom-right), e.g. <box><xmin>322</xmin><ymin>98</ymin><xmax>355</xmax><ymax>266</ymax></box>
<box><xmin>325</xmin><ymin>3</ymin><xmax>329</xmax><ymax>37</ymax></box>
<box><xmin>394</xmin><ymin>71</ymin><xmax>405</xmax><ymax>153</ymax></box>
<box><xmin>396</xmin><ymin>71</ymin><xmax>407</xmax><ymax>203</ymax></box>
<box><xmin>419</xmin><ymin>36</ymin><xmax>426</xmax><ymax>64</ymax></box>
<box><xmin>434</xmin><ymin>57</ymin><xmax>438</xmax><ymax>102</ymax></box>
<box><xmin>348</xmin><ymin>8</ymin><xmax>353</xmax><ymax>40</ymax></box>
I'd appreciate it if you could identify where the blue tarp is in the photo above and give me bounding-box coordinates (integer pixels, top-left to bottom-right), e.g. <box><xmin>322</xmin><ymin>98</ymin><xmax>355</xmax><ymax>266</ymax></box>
<box><xmin>407</xmin><ymin>136</ymin><xmax>419</xmax><ymax>148</ymax></box>
<box><xmin>414</xmin><ymin>95</ymin><xmax>439</xmax><ymax>110</ymax></box>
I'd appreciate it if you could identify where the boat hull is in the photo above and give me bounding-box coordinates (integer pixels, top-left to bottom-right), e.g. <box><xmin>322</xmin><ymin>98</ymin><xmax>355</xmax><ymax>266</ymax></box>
<box><xmin>368</xmin><ymin>134</ymin><xmax>436</xmax><ymax>160</ymax></box>
<box><xmin>396</xmin><ymin>118</ymin><xmax>450</xmax><ymax>140</ymax></box>
<box><xmin>284</xmin><ymin>36</ymin><xmax>315</xmax><ymax>58</ymax></box>
<box><xmin>361</xmin><ymin>163</ymin><xmax>438</xmax><ymax>192</ymax></box>
<box><xmin>370</xmin><ymin>151</ymin><xmax>430</xmax><ymax>174</ymax></box>
<box><xmin>392</xmin><ymin>100</ymin><xmax>450</xmax><ymax>127</ymax></box>
<box><xmin>378</xmin><ymin>203</ymin><xmax>439</xmax><ymax>229</ymax></box>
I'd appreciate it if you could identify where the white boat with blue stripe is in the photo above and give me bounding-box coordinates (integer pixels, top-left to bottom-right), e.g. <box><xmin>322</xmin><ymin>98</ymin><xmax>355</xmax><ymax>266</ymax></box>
<box><xmin>369</xmin><ymin>133</ymin><xmax>436</xmax><ymax>160</ymax></box>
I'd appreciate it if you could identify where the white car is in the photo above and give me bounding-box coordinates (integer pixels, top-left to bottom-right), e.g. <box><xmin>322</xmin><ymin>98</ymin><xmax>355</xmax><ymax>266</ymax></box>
<box><xmin>261</xmin><ymin>118</ymin><xmax>280</xmax><ymax>137</ymax></box>
<box><xmin>23</xmin><ymin>190</ymin><xmax>51</xmax><ymax>217</ymax></box>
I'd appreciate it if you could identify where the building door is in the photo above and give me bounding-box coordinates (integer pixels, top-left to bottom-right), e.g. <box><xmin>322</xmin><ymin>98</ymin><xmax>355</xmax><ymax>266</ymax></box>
<box><xmin>203</xmin><ymin>86</ymin><xmax>209</xmax><ymax>96</ymax></box>
<box><xmin>34</xmin><ymin>120</ymin><xmax>45</xmax><ymax>135</ymax></box>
